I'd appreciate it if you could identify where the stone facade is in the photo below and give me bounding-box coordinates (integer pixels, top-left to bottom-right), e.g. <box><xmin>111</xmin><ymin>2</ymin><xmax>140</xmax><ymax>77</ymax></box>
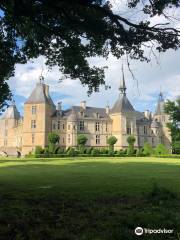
<box><xmin>0</xmin><ymin>73</ymin><xmax>171</xmax><ymax>156</ymax></box>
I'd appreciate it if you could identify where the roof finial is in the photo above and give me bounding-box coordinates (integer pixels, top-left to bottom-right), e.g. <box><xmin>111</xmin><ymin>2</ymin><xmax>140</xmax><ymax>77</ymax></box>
<box><xmin>39</xmin><ymin>66</ymin><xmax>44</xmax><ymax>84</ymax></box>
<box><xmin>119</xmin><ymin>64</ymin><xmax>127</xmax><ymax>95</ymax></box>
<box><xmin>11</xmin><ymin>95</ymin><xmax>15</xmax><ymax>106</ymax></box>
<box><xmin>159</xmin><ymin>86</ymin><xmax>163</xmax><ymax>101</ymax></box>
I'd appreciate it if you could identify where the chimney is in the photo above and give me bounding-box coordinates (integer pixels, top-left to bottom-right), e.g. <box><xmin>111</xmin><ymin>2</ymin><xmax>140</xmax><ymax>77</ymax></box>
<box><xmin>45</xmin><ymin>85</ymin><xmax>49</xmax><ymax>97</ymax></box>
<box><xmin>57</xmin><ymin>101</ymin><xmax>62</xmax><ymax>111</ymax></box>
<box><xmin>81</xmin><ymin>101</ymin><xmax>86</xmax><ymax>110</ymax></box>
<box><xmin>57</xmin><ymin>101</ymin><xmax>62</xmax><ymax>116</ymax></box>
<box><xmin>144</xmin><ymin>110</ymin><xmax>151</xmax><ymax>119</ymax></box>
<box><xmin>106</xmin><ymin>105</ymin><xmax>110</xmax><ymax>115</ymax></box>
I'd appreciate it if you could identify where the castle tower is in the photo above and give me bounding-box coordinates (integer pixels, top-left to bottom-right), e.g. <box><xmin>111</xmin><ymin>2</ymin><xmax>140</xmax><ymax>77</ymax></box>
<box><xmin>0</xmin><ymin>100</ymin><xmax>22</xmax><ymax>151</ymax></box>
<box><xmin>110</xmin><ymin>65</ymin><xmax>137</xmax><ymax>149</ymax></box>
<box><xmin>154</xmin><ymin>92</ymin><xmax>171</xmax><ymax>149</ymax></box>
<box><xmin>22</xmin><ymin>76</ymin><xmax>56</xmax><ymax>155</ymax></box>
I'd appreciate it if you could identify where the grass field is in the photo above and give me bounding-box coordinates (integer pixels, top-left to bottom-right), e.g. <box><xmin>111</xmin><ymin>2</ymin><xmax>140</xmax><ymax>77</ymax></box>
<box><xmin>0</xmin><ymin>157</ymin><xmax>180</xmax><ymax>240</ymax></box>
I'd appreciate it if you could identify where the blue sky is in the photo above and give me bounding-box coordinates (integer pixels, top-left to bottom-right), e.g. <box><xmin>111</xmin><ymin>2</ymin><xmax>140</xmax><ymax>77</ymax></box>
<box><xmin>3</xmin><ymin>0</ymin><xmax>180</xmax><ymax>115</ymax></box>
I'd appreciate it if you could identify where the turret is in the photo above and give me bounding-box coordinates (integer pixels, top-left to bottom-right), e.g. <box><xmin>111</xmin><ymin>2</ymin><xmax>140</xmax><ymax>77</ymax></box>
<box><xmin>22</xmin><ymin>75</ymin><xmax>56</xmax><ymax>155</ymax></box>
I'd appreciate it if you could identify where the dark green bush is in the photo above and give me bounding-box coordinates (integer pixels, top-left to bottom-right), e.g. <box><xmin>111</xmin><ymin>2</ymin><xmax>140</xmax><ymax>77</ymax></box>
<box><xmin>67</xmin><ymin>147</ymin><xmax>77</xmax><ymax>157</ymax></box>
<box><xmin>35</xmin><ymin>146</ymin><xmax>44</xmax><ymax>155</ymax></box>
<box><xmin>116</xmin><ymin>150</ymin><xmax>126</xmax><ymax>157</ymax></box>
<box><xmin>100</xmin><ymin>148</ymin><xmax>109</xmax><ymax>154</ymax></box>
<box><xmin>136</xmin><ymin>148</ymin><xmax>145</xmax><ymax>157</ymax></box>
<box><xmin>57</xmin><ymin>147</ymin><xmax>65</xmax><ymax>154</ymax></box>
<box><xmin>91</xmin><ymin>148</ymin><xmax>100</xmax><ymax>156</ymax></box>
<box><xmin>143</xmin><ymin>142</ymin><xmax>153</xmax><ymax>156</ymax></box>
<box><xmin>86</xmin><ymin>147</ymin><xmax>93</xmax><ymax>154</ymax></box>
<box><xmin>155</xmin><ymin>144</ymin><xmax>169</xmax><ymax>155</ymax></box>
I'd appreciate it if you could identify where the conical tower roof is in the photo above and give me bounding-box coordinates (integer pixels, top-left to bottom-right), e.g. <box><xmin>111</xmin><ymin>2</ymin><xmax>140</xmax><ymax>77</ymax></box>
<box><xmin>1</xmin><ymin>100</ymin><xmax>20</xmax><ymax>119</ymax></box>
<box><xmin>111</xmin><ymin>65</ymin><xmax>135</xmax><ymax>114</ymax></box>
<box><xmin>25</xmin><ymin>76</ymin><xmax>55</xmax><ymax>107</ymax></box>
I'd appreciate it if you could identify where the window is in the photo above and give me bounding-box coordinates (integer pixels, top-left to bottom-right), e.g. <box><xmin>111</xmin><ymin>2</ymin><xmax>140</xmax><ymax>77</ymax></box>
<box><xmin>57</xmin><ymin>121</ymin><xmax>60</xmax><ymax>130</ymax></box>
<box><xmin>105</xmin><ymin>122</ymin><xmax>108</xmax><ymax>132</ymax></box>
<box><xmin>32</xmin><ymin>134</ymin><xmax>35</xmax><ymax>144</ymax></box>
<box><xmin>62</xmin><ymin>124</ymin><xmax>65</xmax><ymax>130</ymax></box>
<box><xmin>137</xmin><ymin>126</ymin><xmax>139</xmax><ymax>134</ymax></box>
<box><xmin>162</xmin><ymin>116</ymin><xmax>166</xmax><ymax>122</ymax></box>
<box><xmin>31</xmin><ymin>120</ymin><xmax>36</xmax><ymax>129</ymax></box>
<box><xmin>95</xmin><ymin>122</ymin><xmax>100</xmax><ymax>131</ymax></box>
<box><xmin>63</xmin><ymin>137</ymin><xmax>65</xmax><ymax>143</ymax></box>
<box><xmin>96</xmin><ymin>113</ymin><xmax>99</xmax><ymax>118</ymax></box>
<box><xmin>68</xmin><ymin>134</ymin><xmax>71</xmax><ymax>143</ymax></box>
<box><xmin>52</xmin><ymin>123</ymin><xmax>56</xmax><ymax>130</ymax></box>
<box><xmin>32</xmin><ymin>106</ymin><xmax>37</xmax><ymax>115</ymax></box>
<box><xmin>73</xmin><ymin>125</ymin><xmax>76</xmax><ymax>130</ymax></box>
<box><xmin>96</xmin><ymin>135</ymin><xmax>100</xmax><ymax>145</ymax></box>
<box><xmin>143</xmin><ymin>126</ymin><xmax>147</xmax><ymax>135</ymax></box>
<box><xmin>79</xmin><ymin>121</ymin><xmax>84</xmax><ymax>131</ymax></box>
<box><xmin>126</xmin><ymin>120</ymin><xmax>131</xmax><ymax>134</ymax></box>
<box><xmin>68</xmin><ymin>125</ymin><xmax>70</xmax><ymax>130</ymax></box>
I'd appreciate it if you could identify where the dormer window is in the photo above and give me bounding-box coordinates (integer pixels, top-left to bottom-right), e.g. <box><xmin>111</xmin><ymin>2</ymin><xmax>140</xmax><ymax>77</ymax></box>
<box><xmin>96</xmin><ymin>113</ymin><xmax>99</xmax><ymax>118</ymax></box>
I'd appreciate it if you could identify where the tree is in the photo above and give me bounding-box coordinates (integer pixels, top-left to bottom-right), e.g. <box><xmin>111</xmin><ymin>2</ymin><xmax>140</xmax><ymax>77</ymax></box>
<box><xmin>164</xmin><ymin>98</ymin><xmax>180</xmax><ymax>153</ymax></box>
<box><xmin>48</xmin><ymin>132</ymin><xmax>60</xmax><ymax>153</ymax></box>
<box><xmin>155</xmin><ymin>144</ymin><xmax>169</xmax><ymax>155</ymax></box>
<box><xmin>107</xmin><ymin>136</ymin><xmax>117</xmax><ymax>151</ymax></box>
<box><xmin>143</xmin><ymin>142</ymin><xmax>153</xmax><ymax>156</ymax></box>
<box><xmin>1</xmin><ymin>1</ymin><xmax>180</xmax><ymax>109</ymax></box>
<box><xmin>77</xmin><ymin>134</ymin><xmax>88</xmax><ymax>147</ymax></box>
<box><xmin>127</xmin><ymin>135</ymin><xmax>136</xmax><ymax>155</ymax></box>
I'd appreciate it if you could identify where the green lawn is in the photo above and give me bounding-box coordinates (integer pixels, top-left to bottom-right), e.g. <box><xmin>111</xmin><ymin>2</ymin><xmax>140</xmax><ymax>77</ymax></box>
<box><xmin>0</xmin><ymin>157</ymin><xmax>180</xmax><ymax>240</ymax></box>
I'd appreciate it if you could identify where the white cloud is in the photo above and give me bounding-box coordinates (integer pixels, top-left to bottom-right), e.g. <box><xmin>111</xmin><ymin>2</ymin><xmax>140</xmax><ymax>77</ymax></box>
<box><xmin>7</xmin><ymin>3</ymin><xmax>180</xmax><ymax>114</ymax></box>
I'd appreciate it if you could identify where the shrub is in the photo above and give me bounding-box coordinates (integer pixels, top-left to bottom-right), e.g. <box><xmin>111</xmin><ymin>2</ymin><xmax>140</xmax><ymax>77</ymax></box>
<box><xmin>117</xmin><ymin>149</ymin><xmax>126</xmax><ymax>157</ymax></box>
<box><xmin>86</xmin><ymin>147</ymin><xmax>93</xmax><ymax>154</ymax></box>
<box><xmin>172</xmin><ymin>141</ymin><xmax>180</xmax><ymax>154</ymax></box>
<box><xmin>136</xmin><ymin>148</ymin><xmax>145</xmax><ymax>157</ymax></box>
<box><xmin>35</xmin><ymin>146</ymin><xmax>44</xmax><ymax>155</ymax></box>
<box><xmin>108</xmin><ymin>149</ymin><xmax>114</xmax><ymax>156</ymax></box>
<box><xmin>65</xmin><ymin>147</ymin><xmax>71</xmax><ymax>154</ymax></box>
<box><xmin>100</xmin><ymin>148</ymin><xmax>108</xmax><ymax>154</ymax></box>
<box><xmin>155</xmin><ymin>144</ymin><xmax>169</xmax><ymax>155</ymax></box>
<box><xmin>143</xmin><ymin>142</ymin><xmax>153</xmax><ymax>156</ymax></box>
<box><xmin>44</xmin><ymin>147</ymin><xmax>49</xmax><ymax>154</ymax></box>
<box><xmin>57</xmin><ymin>147</ymin><xmax>65</xmax><ymax>154</ymax></box>
<box><xmin>107</xmin><ymin>136</ymin><xmax>117</xmax><ymax>151</ymax></box>
<box><xmin>77</xmin><ymin>135</ymin><xmax>88</xmax><ymax>147</ymax></box>
<box><xmin>67</xmin><ymin>147</ymin><xmax>77</xmax><ymax>157</ymax></box>
<box><xmin>127</xmin><ymin>135</ymin><xmax>136</xmax><ymax>156</ymax></box>
<box><xmin>91</xmin><ymin>148</ymin><xmax>100</xmax><ymax>156</ymax></box>
<box><xmin>48</xmin><ymin>132</ymin><xmax>60</xmax><ymax>153</ymax></box>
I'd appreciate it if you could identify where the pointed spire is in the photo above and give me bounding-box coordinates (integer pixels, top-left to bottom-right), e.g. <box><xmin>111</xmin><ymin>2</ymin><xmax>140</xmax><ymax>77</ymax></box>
<box><xmin>159</xmin><ymin>91</ymin><xmax>163</xmax><ymax>101</ymax></box>
<box><xmin>11</xmin><ymin>95</ymin><xmax>16</xmax><ymax>106</ymax></box>
<box><xmin>39</xmin><ymin>66</ymin><xmax>44</xmax><ymax>84</ymax></box>
<box><xmin>119</xmin><ymin>64</ymin><xmax>127</xmax><ymax>95</ymax></box>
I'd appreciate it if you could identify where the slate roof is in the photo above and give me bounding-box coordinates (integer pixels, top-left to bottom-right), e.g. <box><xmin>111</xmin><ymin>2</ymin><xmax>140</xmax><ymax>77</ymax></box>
<box><xmin>110</xmin><ymin>94</ymin><xmax>135</xmax><ymax>114</ymax></box>
<box><xmin>53</xmin><ymin>106</ymin><xmax>110</xmax><ymax>119</ymax></box>
<box><xmin>25</xmin><ymin>83</ymin><xmax>55</xmax><ymax>107</ymax></box>
<box><xmin>151</xmin><ymin>119</ymin><xmax>160</xmax><ymax>128</ymax></box>
<box><xmin>1</xmin><ymin>101</ymin><xmax>20</xmax><ymax>119</ymax></box>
